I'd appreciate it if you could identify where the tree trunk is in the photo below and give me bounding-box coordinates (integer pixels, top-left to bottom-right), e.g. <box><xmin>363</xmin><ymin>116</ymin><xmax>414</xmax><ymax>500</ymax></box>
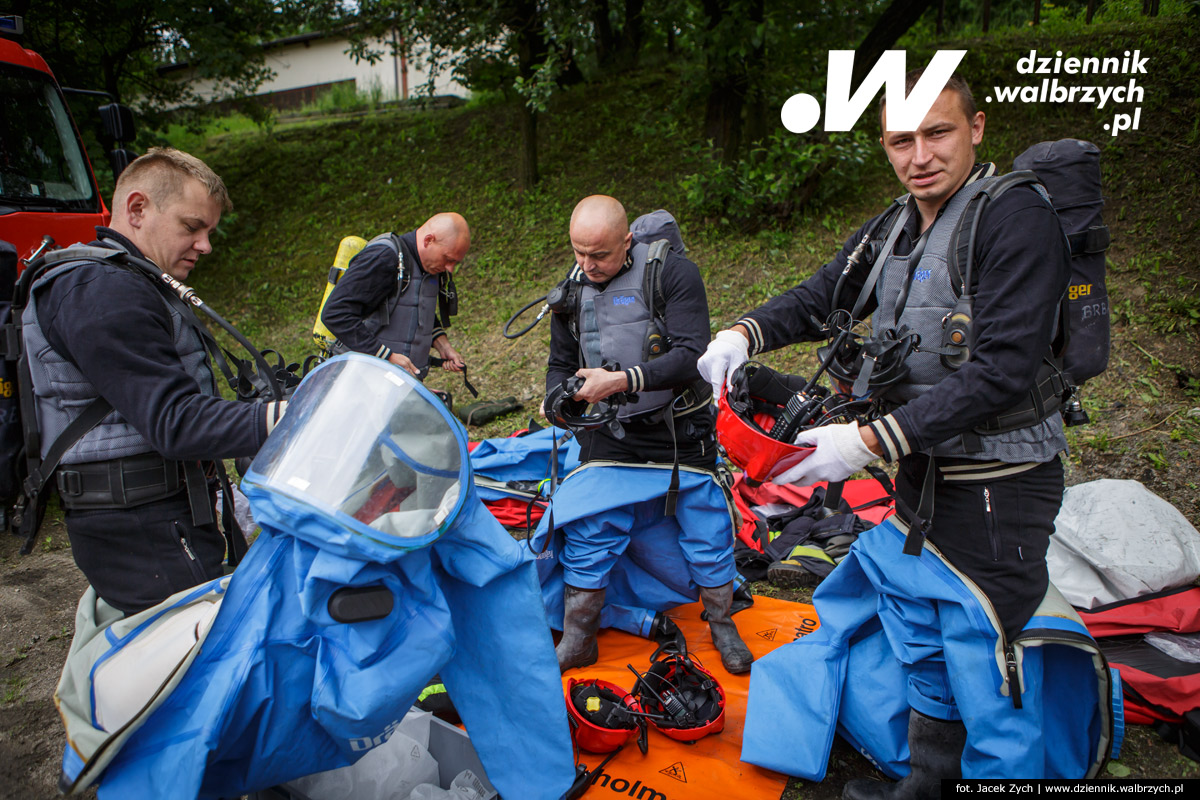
<box><xmin>591</xmin><ymin>0</ymin><xmax>616</xmax><ymax>69</ymax></box>
<box><xmin>1087</xmin><ymin>0</ymin><xmax>1096</xmax><ymax>23</ymax></box>
<box><xmin>510</xmin><ymin>0</ymin><xmax>546</xmax><ymax>189</ymax></box>
<box><xmin>937</xmin><ymin>0</ymin><xmax>945</xmax><ymax>35</ymax></box>
<box><xmin>702</xmin><ymin>0</ymin><xmax>765</xmax><ymax>161</ymax></box>
<box><xmin>1034</xmin><ymin>0</ymin><xmax>1042</xmax><ymax>26</ymax></box>
<box><xmin>852</xmin><ymin>0</ymin><xmax>937</xmax><ymax>88</ymax></box>
<box><xmin>518</xmin><ymin>104</ymin><xmax>538</xmax><ymax>190</ymax></box>
<box><xmin>615</xmin><ymin>0</ymin><xmax>645</xmax><ymax>69</ymax></box>
<box><xmin>983</xmin><ymin>0</ymin><xmax>992</xmax><ymax>32</ymax></box>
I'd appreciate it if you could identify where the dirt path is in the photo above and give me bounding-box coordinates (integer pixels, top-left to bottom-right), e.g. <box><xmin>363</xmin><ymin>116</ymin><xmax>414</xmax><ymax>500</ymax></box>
<box><xmin>0</xmin><ymin>517</ymin><xmax>88</xmax><ymax>800</ymax></box>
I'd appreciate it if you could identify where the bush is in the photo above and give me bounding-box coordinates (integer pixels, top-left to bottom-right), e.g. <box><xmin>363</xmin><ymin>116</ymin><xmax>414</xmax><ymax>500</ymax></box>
<box><xmin>681</xmin><ymin>130</ymin><xmax>874</xmax><ymax>232</ymax></box>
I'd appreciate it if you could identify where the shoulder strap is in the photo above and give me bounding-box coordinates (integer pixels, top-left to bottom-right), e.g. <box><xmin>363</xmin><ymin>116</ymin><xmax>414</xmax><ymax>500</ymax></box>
<box><xmin>850</xmin><ymin>199</ymin><xmax>908</xmax><ymax>320</ymax></box>
<box><xmin>946</xmin><ymin>171</ymin><xmax>1043</xmax><ymax>296</ymax></box>
<box><xmin>643</xmin><ymin>239</ymin><xmax>671</xmax><ymax>323</ymax></box>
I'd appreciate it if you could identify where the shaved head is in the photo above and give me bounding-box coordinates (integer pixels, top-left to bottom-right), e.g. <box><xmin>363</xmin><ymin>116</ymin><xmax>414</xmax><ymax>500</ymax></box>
<box><xmin>416</xmin><ymin>212</ymin><xmax>470</xmax><ymax>274</ymax></box>
<box><xmin>571</xmin><ymin>195</ymin><xmax>628</xmax><ymax>240</ymax></box>
<box><xmin>570</xmin><ymin>195</ymin><xmax>631</xmax><ymax>283</ymax></box>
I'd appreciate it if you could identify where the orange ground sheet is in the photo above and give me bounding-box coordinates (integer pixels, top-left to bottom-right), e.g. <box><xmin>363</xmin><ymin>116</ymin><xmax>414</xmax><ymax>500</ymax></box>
<box><xmin>563</xmin><ymin>595</ymin><xmax>820</xmax><ymax>800</ymax></box>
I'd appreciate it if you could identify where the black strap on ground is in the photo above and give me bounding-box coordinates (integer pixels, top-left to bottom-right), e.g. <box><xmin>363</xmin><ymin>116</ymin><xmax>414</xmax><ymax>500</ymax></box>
<box><xmin>17</xmin><ymin>396</ymin><xmax>112</xmax><ymax>554</ymax></box>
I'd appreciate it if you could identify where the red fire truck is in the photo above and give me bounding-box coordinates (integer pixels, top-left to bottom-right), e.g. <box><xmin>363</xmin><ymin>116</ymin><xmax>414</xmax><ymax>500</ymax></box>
<box><xmin>1</xmin><ymin>14</ymin><xmax>135</xmax><ymax>269</ymax></box>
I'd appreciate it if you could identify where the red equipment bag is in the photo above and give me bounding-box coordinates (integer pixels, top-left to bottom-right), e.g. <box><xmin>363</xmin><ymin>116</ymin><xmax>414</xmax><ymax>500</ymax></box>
<box><xmin>1078</xmin><ymin>585</ymin><xmax>1200</xmax><ymax>762</ymax></box>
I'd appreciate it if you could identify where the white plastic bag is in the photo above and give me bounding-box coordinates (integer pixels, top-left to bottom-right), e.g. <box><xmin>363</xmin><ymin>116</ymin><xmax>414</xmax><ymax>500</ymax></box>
<box><xmin>289</xmin><ymin>709</ymin><xmax>438</xmax><ymax>800</ymax></box>
<box><xmin>1048</xmin><ymin>479</ymin><xmax>1200</xmax><ymax>608</ymax></box>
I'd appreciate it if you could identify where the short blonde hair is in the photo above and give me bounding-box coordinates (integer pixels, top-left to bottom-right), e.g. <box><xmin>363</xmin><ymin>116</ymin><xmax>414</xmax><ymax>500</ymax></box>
<box><xmin>113</xmin><ymin>147</ymin><xmax>232</xmax><ymax>212</ymax></box>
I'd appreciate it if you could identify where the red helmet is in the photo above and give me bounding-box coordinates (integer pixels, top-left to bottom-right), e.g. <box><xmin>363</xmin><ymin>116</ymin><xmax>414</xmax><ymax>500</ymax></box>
<box><xmin>567</xmin><ymin>678</ymin><xmax>646</xmax><ymax>754</ymax></box>
<box><xmin>631</xmin><ymin>654</ymin><xmax>726</xmax><ymax>743</ymax></box>
<box><xmin>715</xmin><ymin>363</ymin><xmax>815</xmax><ymax>486</ymax></box>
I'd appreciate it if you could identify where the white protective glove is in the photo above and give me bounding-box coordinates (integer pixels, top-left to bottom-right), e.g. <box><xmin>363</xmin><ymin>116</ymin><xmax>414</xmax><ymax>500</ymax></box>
<box><xmin>771</xmin><ymin>422</ymin><xmax>878</xmax><ymax>486</ymax></box>
<box><xmin>697</xmin><ymin>329</ymin><xmax>750</xmax><ymax>398</ymax></box>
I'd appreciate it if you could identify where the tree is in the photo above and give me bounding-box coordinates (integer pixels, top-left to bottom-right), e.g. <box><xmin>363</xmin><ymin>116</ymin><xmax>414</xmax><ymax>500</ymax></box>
<box><xmin>8</xmin><ymin>0</ymin><xmax>286</xmax><ymax>116</ymax></box>
<box><xmin>342</xmin><ymin>1</ymin><xmax>579</xmax><ymax>191</ymax></box>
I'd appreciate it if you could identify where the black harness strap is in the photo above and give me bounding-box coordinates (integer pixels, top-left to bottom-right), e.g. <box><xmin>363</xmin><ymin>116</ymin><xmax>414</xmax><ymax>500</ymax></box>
<box><xmin>16</xmin><ymin>396</ymin><xmax>112</xmax><ymax>554</ymax></box>
<box><xmin>865</xmin><ymin>461</ymin><xmax>935</xmax><ymax>557</ymax></box>
<box><xmin>850</xmin><ymin>202</ymin><xmax>910</xmax><ymax>320</ymax></box>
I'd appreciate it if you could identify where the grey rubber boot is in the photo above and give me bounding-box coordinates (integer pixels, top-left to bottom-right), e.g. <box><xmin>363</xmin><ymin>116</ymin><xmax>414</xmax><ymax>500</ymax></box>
<box><xmin>842</xmin><ymin>710</ymin><xmax>968</xmax><ymax>800</ymax></box>
<box><xmin>556</xmin><ymin>585</ymin><xmax>605</xmax><ymax>672</ymax></box>
<box><xmin>699</xmin><ymin>582</ymin><xmax>754</xmax><ymax>674</ymax></box>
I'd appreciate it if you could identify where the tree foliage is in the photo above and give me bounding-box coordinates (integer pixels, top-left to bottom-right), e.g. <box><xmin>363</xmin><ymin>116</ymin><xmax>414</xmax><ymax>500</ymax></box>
<box><xmin>6</xmin><ymin>0</ymin><xmax>289</xmax><ymax>109</ymax></box>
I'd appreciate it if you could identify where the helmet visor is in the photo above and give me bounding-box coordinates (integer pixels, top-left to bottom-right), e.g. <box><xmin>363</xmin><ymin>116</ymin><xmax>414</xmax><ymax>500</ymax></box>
<box><xmin>244</xmin><ymin>354</ymin><xmax>467</xmax><ymax>549</ymax></box>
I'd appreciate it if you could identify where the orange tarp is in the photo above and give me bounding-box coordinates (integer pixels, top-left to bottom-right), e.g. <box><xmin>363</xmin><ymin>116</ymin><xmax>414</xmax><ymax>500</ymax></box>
<box><xmin>563</xmin><ymin>595</ymin><xmax>820</xmax><ymax>800</ymax></box>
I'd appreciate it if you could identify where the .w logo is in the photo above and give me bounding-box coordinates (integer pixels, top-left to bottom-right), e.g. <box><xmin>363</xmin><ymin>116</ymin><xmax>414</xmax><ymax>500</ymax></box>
<box><xmin>781</xmin><ymin>50</ymin><xmax>967</xmax><ymax>133</ymax></box>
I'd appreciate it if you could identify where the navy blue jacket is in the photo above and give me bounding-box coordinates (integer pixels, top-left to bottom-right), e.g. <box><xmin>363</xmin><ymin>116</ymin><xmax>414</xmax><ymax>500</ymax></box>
<box><xmin>321</xmin><ymin>231</ymin><xmax>447</xmax><ymax>361</ymax></box>
<box><xmin>735</xmin><ymin>167</ymin><xmax>1071</xmax><ymax>458</ymax></box>
<box><xmin>39</xmin><ymin>228</ymin><xmax>271</xmax><ymax>460</ymax></box>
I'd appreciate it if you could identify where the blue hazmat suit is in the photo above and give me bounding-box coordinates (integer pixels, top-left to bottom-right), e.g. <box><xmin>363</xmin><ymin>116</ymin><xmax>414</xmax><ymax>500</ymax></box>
<box><xmin>530</xmin><ymin>462</ymin><xmax>738</xmax><ymax>637</ymax></box>
<box><xmin>60</xmin><ymin>355</ymin><xmax>575</xmax><ymax>799</ymax></box>
<box><xmin>470</xmin><ymin>425</ymin><xmax>580</xmax><ymax>504</ymax></box>
<box><xmin>741</xmin><ymin>518</ymin><xmax>1122</xmax><ymax>780</ymax></box>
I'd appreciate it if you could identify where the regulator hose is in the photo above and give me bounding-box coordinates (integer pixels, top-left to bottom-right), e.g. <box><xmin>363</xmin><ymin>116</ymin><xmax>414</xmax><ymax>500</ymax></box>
<box><xmin>503</xmin><ymin>294</ymin><xmax>550</xmax><ymax>339</ymax></box>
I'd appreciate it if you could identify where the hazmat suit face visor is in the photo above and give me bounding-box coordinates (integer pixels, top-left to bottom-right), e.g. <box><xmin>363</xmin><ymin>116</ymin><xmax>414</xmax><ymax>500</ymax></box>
<box><xmin>242</xmin><ymin>354</ymin><xmax>468</xmax><ymax>557</ymax></box>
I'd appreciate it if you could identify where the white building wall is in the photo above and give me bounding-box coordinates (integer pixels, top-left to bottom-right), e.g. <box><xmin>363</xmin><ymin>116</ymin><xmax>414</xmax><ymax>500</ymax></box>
<box><xmin>178</xmin><ymin>34</ymin><xmax>465</xmax><ymax>103</ymax></box>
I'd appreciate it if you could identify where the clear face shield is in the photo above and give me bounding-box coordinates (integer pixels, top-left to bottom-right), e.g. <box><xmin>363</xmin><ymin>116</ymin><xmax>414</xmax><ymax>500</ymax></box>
<box><xmin>242</xmin><ymin>354</ymin><xmax>468</xmax><ymax>553</ymax></box>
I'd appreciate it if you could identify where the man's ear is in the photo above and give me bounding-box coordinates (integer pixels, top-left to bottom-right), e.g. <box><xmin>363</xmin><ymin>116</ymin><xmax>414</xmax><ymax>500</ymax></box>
<box><xmin>971</xmin><ymin>111</ymin><xmax>986</xmax><ymax>147</ymax></box>
<box><xmin>623</xmin><ymin>231</ymin><xmax>633</xmax><ymax>249</ymax></box>
<box><xmin>124</xmin><ymin>190</ymin><xmax>151</xmax><ymax>229</ymax></box>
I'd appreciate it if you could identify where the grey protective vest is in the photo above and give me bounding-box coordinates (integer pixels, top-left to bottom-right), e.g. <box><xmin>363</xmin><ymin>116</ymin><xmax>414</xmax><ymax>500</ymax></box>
<box><xmin>22</xmin><ymin>250</ymin><xmax>215</xmax><ymax>465</ymax></box>
<box><xmin>873</xmin><ymin>179</ymin><xmax>1067</xmax><ymax>462</ymax></box>
<box><xmin>577</xmin><ymin>242</ymin><xmax>674</xmax><ymax>419</ymax></box>
<box><xmin>339</xmin><ymin>234</ymin><xmax>440</xmax><ymax>378</ymax></box>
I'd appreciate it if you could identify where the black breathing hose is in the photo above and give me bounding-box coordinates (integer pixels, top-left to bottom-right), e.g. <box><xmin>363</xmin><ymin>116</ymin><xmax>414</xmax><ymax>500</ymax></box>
<box><xmin>504</xmin><ymin>294</ymin><xmax>551</xmax><ymax>339</ymax></box>
<box><xmin>157</xmin><ymin>271</ymin><xmax>286</xmax><ymax>403</ymax></box>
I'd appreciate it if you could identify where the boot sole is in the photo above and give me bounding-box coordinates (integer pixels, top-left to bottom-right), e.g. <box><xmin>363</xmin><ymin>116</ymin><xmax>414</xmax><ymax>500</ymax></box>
<box><xmin>767</xmin><ymin>560</ymin><xmax>822</xmax><ymax>589</ymax></box>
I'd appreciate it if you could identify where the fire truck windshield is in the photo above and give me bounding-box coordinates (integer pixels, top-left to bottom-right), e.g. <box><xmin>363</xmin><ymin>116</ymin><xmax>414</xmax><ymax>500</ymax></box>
<box><xmin>0</xmin><ymin>63</ymin><xmax>98</xmax><ymax>212</ymax></box>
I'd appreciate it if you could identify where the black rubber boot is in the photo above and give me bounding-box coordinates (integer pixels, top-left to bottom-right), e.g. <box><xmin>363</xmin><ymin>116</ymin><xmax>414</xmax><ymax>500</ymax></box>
<box><xmin>842</xmin><ymin>710</ymin><xmax>967</xmax><ymax>800</ymax></box>
<box><xmin>699</xmin><ymin>582</ymin><xmax>754</xmax><ymax>674</ymax></box>
<box><xmin>556</xmin><ymin>585</ymin><xmax>604</xmax><ymax>672</ymax></box>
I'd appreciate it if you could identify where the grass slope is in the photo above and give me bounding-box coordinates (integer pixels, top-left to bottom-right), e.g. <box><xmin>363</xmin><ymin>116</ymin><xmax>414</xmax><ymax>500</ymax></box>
<box><xmin>174</xmin><ymin>16</ymin><xmax>1199</xmax><ymax>791</ymax></box>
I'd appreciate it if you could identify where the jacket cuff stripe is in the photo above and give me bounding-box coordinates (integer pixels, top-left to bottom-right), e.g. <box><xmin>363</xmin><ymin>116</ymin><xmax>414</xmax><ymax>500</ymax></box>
<box><xmin>376</xmin><ymin>344</ymin><xmax>392</xmax><ymax>360</ymax></box>
<box><xmin>736</xmin><ymin>317</ymin><xmax>764</xmax><ymax>355</ymax></box>
<box><xmin>869</xmin><ymin>414</ymin><xmax>910</xmax><ymax>462</ymax></box>
<box><xmin>626</xmin><ymin>367</ymin><xmax>643</xmax><ymax>394</ymax></box>
<box><xmin>265</xmin><ymin>401</ymin><xmax>287</xmax><ymax>436</ymax></box>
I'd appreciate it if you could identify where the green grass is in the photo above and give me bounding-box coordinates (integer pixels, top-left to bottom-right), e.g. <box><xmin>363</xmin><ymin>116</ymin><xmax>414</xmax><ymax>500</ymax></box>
<box><xmin>1</xmin><ymin>676</ymin><xmax>28</xmax><ymax>705</ymax></box>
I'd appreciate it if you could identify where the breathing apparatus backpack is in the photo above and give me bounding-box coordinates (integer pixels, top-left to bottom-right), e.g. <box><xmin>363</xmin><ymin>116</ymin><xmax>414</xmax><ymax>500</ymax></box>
<box><xmin>0</xmin><ymin>240</ymin><xmax>20</xmax><ymax>523</ymax></box>
<box><xmin>312</xmin><ymin>232</ymin><xmax>461</xmax><ymax>360</ymax></box>
<box><xmin>312</xmin><ymin>235</ymin><xmax>368</xmax><ymax>356</ymax></box>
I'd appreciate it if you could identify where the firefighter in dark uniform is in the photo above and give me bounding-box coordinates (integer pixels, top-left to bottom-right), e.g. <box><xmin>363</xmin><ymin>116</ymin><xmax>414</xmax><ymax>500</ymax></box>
<box><xmin>23</xmin><ymin>148</ymin><xmax>286</xmax><ymax>615</ymax></box>
<box><xmin>320</xmin><ymin>213</ymin><xmax>470</xmax><ymax>379</ymax></box>
<box><xmin>544</xmin><ymin>195</ymin><xmax>753</xmax><ymax>675</ymax></box>
<box><xmin>700</xmin><ymin>72</ymin><xmax>1072</xmax><ymax>797</ymax></box>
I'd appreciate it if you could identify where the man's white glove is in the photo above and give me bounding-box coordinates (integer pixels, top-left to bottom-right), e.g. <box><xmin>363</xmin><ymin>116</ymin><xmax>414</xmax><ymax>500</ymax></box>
<box><xmin>698</xmin><ymin>330</ymin><xmax>750</xmax><ymax>398</ymax></box>
<box><xmin>771</xmin><ymin>422</ymin><xmax>877</xmax><ymax>486</ymax></box>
